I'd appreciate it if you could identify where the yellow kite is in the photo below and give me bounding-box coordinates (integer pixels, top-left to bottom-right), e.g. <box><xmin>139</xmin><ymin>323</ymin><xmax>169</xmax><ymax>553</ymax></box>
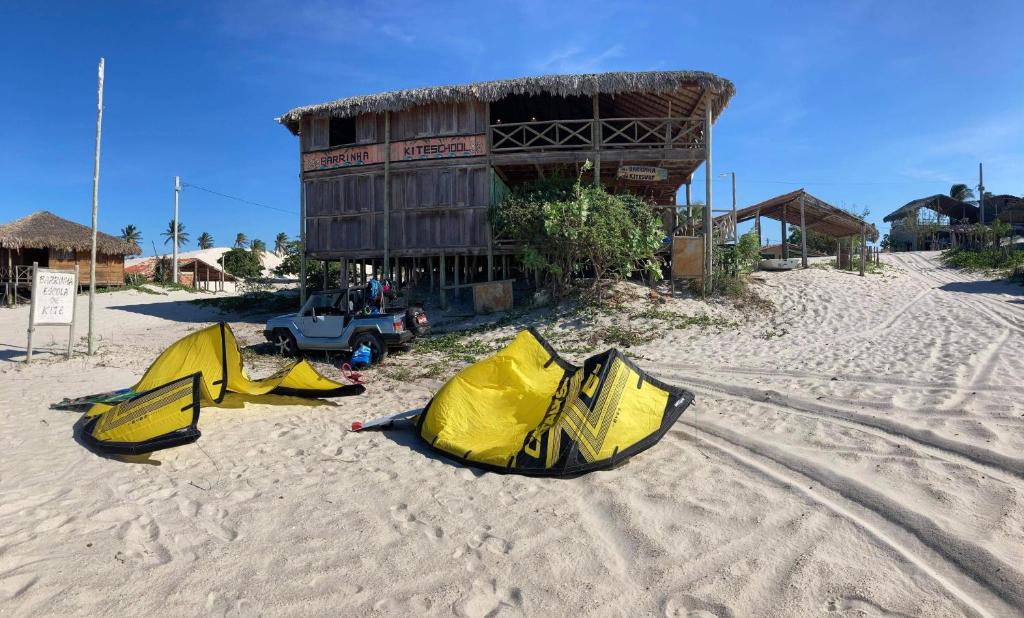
<box><xmin>75</xmin><ymin>323</ymin><xmax>363</xmax><ymax>454</ymax></box>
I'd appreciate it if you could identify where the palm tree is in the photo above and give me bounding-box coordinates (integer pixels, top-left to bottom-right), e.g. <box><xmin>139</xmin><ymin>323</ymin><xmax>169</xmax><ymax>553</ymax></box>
<box><xmin>274</xmin><ymin>232</ymin><xmax>289</xmax><ymax>256</ymax></box>
<box><xmin>250</xmin><ymin>239</ymin><xmax>267</xmax><ymax>254</ymax></box>
<box><xmin>950</xmin><ymin>184</ymin><xmax>975</xmax><ymax>202</ymax></box>
<box><xmin>162</xmin><ymin>220</ymin><xmax>189</xmax><ymax>248</ymax></box>
<box><xmin>120</xmin><ymin>224</ymin><xmax>142</xmax><ymax>255</ymax></box>
<box><xmin>197</xmin><ymin>232</ymin><xmax>214</xmax><ymax>250</ymax></box>
<box><xmin>234</xmin><ymin>233</ymin><xmax>248</xmax><ymax>249</ymax></box>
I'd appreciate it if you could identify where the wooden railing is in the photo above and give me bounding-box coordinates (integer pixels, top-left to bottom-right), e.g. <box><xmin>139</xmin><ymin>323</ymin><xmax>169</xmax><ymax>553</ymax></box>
<box><xmin>488</xmin><ymin>117</ymin><xmax>704</xmax><ymax>153</ymax></box>
<box><xmin>489</xmin><ymin>119</ymin><xmax>593</xmax><ymax>152</ymax></box>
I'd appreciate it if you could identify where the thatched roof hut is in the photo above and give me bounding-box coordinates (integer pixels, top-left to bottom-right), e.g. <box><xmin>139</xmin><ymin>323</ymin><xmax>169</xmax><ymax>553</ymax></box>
<box><xmin>883</xmin><ymin>195</ymin><xmax>978</xmax><ymax>224</ymax></box>
<box><xmin>279</xmin><ymin>70</ymin><xmax>735</xmax><ymax>132</ymax></box>
<box><xmin>0</xmin><ymin>211</ymin><xmax>139</xmax><ymax>255</ymax></box>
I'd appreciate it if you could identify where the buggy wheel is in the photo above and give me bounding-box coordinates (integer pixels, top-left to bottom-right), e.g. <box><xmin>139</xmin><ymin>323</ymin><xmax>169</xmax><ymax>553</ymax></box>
<box><xmin>351</xmin><ymin>331</ymin><xmax>387</xmax><ymax>365</ymax></box>
<box><xmin>274</xmin><ymin>329</ymin><xmax>298</xmax><ymax>357</ymax></box>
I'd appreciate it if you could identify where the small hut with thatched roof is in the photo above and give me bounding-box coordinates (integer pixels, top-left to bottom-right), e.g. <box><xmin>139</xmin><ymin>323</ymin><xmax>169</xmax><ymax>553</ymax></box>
<box><xmin>0</xmin><ymin>211</ymin><xmax>139</xmax><ymax>296</ymax></box>
<box><xmin>278</xmin><ymin>70</ymin><xmax>734</xmax><ymax>305</ymax></box>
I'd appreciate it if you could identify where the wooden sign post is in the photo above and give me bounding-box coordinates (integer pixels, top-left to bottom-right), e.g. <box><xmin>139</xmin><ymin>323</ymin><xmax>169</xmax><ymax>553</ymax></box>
<box><xmin>26</xmin><ymin>264</ymin><xmax>79</xmax><ymax>363</ymax></box>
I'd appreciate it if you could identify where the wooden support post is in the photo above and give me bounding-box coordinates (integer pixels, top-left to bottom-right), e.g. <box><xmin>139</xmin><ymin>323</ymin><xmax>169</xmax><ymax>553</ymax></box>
<box><xmin>799</xmin><ymin>195</ymin><xmax>808</xmax><ymax>268</ymax></box>
<box><xmin>439</xmin><ymin>253</ymin><xmax>447</xmax><ymax>310</ymax></box>
<box><xmin>454</xmin><ymin>254</ymin><xmax>460</xmax><ymax>305</ymax></box>
<box><xmin>703</xmin><ymin>105</ymin><xmax>713</xmax><ymax>295</ymax></box>
<box><xmin>428</xmin><ymin>256</ymin><xmax>435</xmax><ymax>292</ymax></box>
<box><xmin>835</xmin><ymin>239</ymin><xmax>841</xmax><ymax>267</ymax></box>
<box><xmin>193</xmin><ymin>259</ymin><xmax>198</xmax><ymax>289</ymax></box>
<box><xmin>298</xmin><ymin>138</ymin><xmax>307</xmax><ymax>309</ymax></box>
<box><xmin>592</xmin><ymin>94</ymin><xmax>601</xmax><ymax>187</ymax></box>
<box><xmin>383</xmin><ymin>112</ymin><xmax>391</xmax><ymax>279</ymax></box>
<box><xmin>486</xmin><ymin>101</ymin><xmax>495</xmax><ymax>282</ymax></box>
<box><xmin>26</xmin><ymin>262</ymin><xmax>37</xmax><ymax>363</ymax></box>
<box><xmin>860</xmin><ymin>225</ymin><xmax>866</xmax><ymax>276</ymax></box>
<box><xmin>780</xmin><ymin>204</ymin><xmax>788</xmax><ymax>259</ymax></box>
<box><xmin>755</xmin><ymin>208</ymin><xmax>762</xmax><ymax>246</ymax></box>
<box><xmin>685</xmin><ymin>182</ymin><xmax>692</xmax><ymax>233</ymax></box>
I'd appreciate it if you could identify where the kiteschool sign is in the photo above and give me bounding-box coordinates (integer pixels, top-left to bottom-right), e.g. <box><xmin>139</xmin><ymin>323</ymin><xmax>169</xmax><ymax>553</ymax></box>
<box><xmin>302</xmin><ymin>135</ymin><xmax>488</xmax><ymax>172</ymax></box>
<box><xmin>390</xmin><ymin>135</ymin><xmax>487</xmax><ymax>161</ymax></box>
<box><xmin>26</xmin><ymin>264</ymin><xmax>79</xmax><ymax>362</ymax></box>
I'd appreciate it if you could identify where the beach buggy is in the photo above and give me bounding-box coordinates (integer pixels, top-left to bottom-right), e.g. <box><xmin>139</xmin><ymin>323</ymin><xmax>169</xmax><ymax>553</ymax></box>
<box><xmin>264</xmin><ymin>279</ymin><xmax>428</xmax><ymax>365</ymax></box>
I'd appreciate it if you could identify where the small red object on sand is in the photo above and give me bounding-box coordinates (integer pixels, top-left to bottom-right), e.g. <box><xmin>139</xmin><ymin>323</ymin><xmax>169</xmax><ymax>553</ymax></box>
<box><xmin>351</xmin><ymin>421</ymin><xmax>363</xmax><ymax>431</ymax></box>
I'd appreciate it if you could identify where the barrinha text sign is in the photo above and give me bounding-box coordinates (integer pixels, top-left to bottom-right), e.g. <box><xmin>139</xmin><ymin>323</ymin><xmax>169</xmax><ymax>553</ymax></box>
<box><xmin>32</xmin><ymin>268</ymin><xmax>77</xmax><ymax>325</ymax></box>
<box><xmin>391</xmin><ymin>135</ymin><xmax>487</xmax><ymax>161</ymax></box>
<box><xmin>303</xmin><ymin>144</ymin><xmax>385</xmax><ymax>171</ymax></box>
<box><xmin>302</xmin><ymin>135</ymin><xmax>488</xmax><ymax>172</ymax></box>
<box><xmin>617</xmin><ymin>165</ymin><xmax>669</xmax><ymax>182</ymax></box>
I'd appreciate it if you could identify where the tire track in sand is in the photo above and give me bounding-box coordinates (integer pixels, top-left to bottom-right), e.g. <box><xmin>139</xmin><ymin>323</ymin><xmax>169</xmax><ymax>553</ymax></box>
<box><xmin>679</xmin><ymin>421</ymin><xmax>1021</xmax><ymax>616</ymax></box>
<box><xmin>659</xmin><ymin>372</ymin><xmax>1024</xmax><ymax>482</ymax></box>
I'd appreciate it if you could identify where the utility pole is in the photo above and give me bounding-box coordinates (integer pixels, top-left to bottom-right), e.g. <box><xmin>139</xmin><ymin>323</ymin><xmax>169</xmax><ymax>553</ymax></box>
<box><xmin>88</xmin><ymin>58</ymin><xmax>104</xmax><ymax>356</ymax></box>
<box><xmin>978</xmin><ymin>162</ymin><xmax>985</xmax><ymax>225</ymax></box>
<box><xmin>172</xmin><ymin>176</ymin><xmax>180</xmax><ymax>284</ymax></box>
<box><xmin>703</xmin><ymin>105</ymin><xmax>713</xmax><ymax>295</ymax></box>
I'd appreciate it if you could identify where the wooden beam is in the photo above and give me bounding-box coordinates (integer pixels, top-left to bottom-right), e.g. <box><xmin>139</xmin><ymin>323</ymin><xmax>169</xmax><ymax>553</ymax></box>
<box><xmin>383</xmin><ymin>111</ymin><xmax>391</xmax><ymax>278</ymax></box>
<box><xmin>800</xmin><ymin>194</ymin><xmax>808</xmax><ymax>268</ymax></box>
<box><xmin>592</xmin><ymin>94</ymin><xmax>601</xmax><ymax>186</ymax></box>
<box><xmin>703</xmin><ymin>105</ymin><xmax>713</xmax><ymax>295</ymax></box>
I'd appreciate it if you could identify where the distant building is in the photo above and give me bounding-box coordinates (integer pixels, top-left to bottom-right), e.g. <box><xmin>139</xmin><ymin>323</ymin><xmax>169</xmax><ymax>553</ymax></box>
<box><xmin>0</xmin><ymin>211</ymin><xmax>139</xmax><ymax>294</ymax></box>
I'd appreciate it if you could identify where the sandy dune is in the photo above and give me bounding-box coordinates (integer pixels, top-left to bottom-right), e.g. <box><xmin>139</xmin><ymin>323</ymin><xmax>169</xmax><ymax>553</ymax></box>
<box><xmin>1</xmin><ymin>252</ymin><xmax>1022</xmax><ymax>617</ymax></box>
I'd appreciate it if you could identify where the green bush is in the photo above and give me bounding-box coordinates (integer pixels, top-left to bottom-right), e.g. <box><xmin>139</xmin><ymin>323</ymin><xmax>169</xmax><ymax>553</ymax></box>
<box><xmin>941</xmin><ymin>247</ymin><xmax>1024</xmax><ymax>273</ymax></box>
<box><xmin>222</xmin><ymin>248</ymin><xmax>262</xmax><ymax>278</ymax></box>
<box><xmin>491</xmin><ymin>161</ymin><xmax>663</xmax><ymax>297</ymax></box>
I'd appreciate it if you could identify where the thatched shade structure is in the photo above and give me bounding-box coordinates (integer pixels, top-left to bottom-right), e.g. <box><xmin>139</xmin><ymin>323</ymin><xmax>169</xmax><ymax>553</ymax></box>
<box><xmin>0</xmin><ymin>211</ymin><xmax>138</xmax><ymax>287</ymax></box>
<box><xmin>728</xmin><ymin>189</ymin><xmax>877</xmax><ymax>239</ymax></box>
<box><xmin>883</xmin><ymin>195</ymin><xmax>978</xmax><ymax>224</ymax></box>
<box><xmin>279</xmin><ymin>69</ymin><xmax>734</xmax><ymax>307</ymax></box>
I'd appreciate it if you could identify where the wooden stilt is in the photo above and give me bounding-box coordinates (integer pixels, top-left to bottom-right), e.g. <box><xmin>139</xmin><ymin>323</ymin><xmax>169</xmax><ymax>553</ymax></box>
<box><xmin>439</xmin><ymin>253</ymin><xmax>447</xmax><ymax>310</ymax></box>
<box><xmin>799</xmin><ymin>195</ymin><xmax>808</xmax><ymax>269</ymax></box>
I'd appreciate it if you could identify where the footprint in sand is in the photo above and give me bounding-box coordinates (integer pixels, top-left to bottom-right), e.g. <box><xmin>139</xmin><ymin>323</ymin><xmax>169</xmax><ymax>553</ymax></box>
<box><xmin>389</xmin><ymin>503</ymin><xmax>444</xmax><ymax>541</ymax></box>
<box><xmin>176</xmin><ymin>497</ymin><xmax>238</xmax><ymax>542</ymax></box>
<box><xmin>826</xmin><ymin>595</ymin><xmax>913</xmax><ymax>617</ymax></box>
<box><xmin>374</xmin><ymin>595</ymin><xmax>433</xmax><ymax>614</ymax></box>
<box><xmin>452</xmin><ymin>578</ymin><xmax>523</xmax><ymax>618</ymax></box>
<box><xmin>453</xmin><ymin>525</ymin><xmax>512</xmax><ymax>573</ymax></box>
<box><xmin>663</xmin><ymin>594</ymin><xmax>734</xmax><ymax>618</ymax></box>
<box><xmin>115</xmin><ymin>513</ymin><xmax>172</xmax><ymax>566</ymax></box>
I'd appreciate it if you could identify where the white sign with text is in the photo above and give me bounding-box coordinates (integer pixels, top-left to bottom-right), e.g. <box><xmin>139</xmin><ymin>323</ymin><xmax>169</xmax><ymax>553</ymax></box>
<box><xmin>32</xmin><ymin>268</ymin><xmax>77</xmax><ymax>325</ymax></box>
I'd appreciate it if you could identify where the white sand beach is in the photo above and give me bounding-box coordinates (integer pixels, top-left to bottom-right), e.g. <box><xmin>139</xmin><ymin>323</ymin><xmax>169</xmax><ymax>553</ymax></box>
<box><xmin>1</xmin><ymin>252</ymin><xmax>1022</xmax><ymax>617</ymax></box>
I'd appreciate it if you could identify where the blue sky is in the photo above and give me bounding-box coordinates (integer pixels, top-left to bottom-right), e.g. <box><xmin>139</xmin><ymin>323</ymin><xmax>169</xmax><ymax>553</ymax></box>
<box><xmin>1</xmin><ymin>1</ymin><xmax>1022</xmax><ymax>253</ymax></box>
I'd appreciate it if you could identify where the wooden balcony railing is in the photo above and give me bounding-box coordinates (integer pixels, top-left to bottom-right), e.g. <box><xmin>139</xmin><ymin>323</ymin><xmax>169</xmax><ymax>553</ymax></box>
<box><xmin>488</xmin><ymin>117</ymin><xmax>705</xmax><ymax>153</ymax></box>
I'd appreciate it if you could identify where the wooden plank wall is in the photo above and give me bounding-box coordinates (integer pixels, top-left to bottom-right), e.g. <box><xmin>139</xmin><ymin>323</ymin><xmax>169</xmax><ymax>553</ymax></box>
<box><xmin>302</xmin><ymin>101</ymin><xmax>491</xmax><ymax>257</ymax></box>
<box><xmin>301</xmin><ymin>102</ymin><xmax>486</xmax><ymax>152</ymax></box>
<box><xmin>48</xmin><ymin>250</ymin><xmax>124</xmax><ymax>285</ymax></box>
<box><xmin>304</xmin><ymin>162</ymin><xmax>489</xmax><ymax>256</ymax></box>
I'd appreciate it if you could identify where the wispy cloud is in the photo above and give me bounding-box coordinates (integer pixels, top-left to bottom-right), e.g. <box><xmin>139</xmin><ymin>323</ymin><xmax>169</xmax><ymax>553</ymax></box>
<box><xmin>535</xmin><ymin>44</ymin><xmax>625</xmax><ymax>73</ymax></box>
<box><xmin>381</xmin><ymin>24</ymin><xmax>415</xmax><ymax>45</ymax></box>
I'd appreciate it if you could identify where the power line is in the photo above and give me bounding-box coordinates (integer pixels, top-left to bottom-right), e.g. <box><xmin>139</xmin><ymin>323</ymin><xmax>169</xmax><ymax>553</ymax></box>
<box><xmin>181</xmin><ymin>182</ymin><xmax>296</xmax><ymax>214</ymax></box>
<box><xmin>710</xmin><ymin>178</ymin><xmax>952</xmax><ymax>187</ymax></box>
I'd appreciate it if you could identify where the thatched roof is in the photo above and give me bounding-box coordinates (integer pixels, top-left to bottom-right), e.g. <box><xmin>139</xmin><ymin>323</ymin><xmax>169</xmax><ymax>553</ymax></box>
<box><xmin>0</xmin><ymin>211</ymin><xmax>139</xmax><ymax>255</ymax></box>
<box><xmin>720</xmin><ymin>189</ymin><xmax>878</xmax><ymax>239</ymax></box>
<box><xmin>279</xmin><ymin>70</ymin><xmax>735</xmax><ymax>133</ymax></box>
<box><xmin>883</xmin><ymin>195</ymin><xmax>978</xmax><ymax>224</ymax></box>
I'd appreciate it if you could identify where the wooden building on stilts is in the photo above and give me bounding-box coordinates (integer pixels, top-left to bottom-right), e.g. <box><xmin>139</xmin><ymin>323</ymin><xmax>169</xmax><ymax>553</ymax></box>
<box><xmin>277</xmin><ymin>71</ymin><xmax>735</xmax><ymax>307</ymax></box>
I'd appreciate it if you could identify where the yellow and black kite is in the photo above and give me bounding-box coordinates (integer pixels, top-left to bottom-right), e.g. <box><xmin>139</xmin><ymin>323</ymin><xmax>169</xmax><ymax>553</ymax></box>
<box><xmin>417</xmin><ymin>328</ymin><xmax>693</xmax><ymax>475</ymax></box>
<box><xmin>71</xmin><ymin>323</ymin><xmax>363</xmax><ymax>455</ymax></box>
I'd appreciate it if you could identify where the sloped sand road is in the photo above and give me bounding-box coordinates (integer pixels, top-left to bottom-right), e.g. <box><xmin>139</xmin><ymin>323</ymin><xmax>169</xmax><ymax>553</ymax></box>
<box><xmin>0</xmin><ymin>254</ymin><xmax>1021</xmax><ymax>617</ymax></box>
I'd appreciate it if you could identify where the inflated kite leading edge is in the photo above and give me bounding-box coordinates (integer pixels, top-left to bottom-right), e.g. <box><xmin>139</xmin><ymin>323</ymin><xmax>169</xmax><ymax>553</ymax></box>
<box><xmin>417</xmin><ymin>328</ymin><xmax>693</xmax><ymax>476</ymax></box>
<box><xmin>80</xmin><ymin>322</ymin><xmax>363</xmax><ymax>455</ymax></box>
